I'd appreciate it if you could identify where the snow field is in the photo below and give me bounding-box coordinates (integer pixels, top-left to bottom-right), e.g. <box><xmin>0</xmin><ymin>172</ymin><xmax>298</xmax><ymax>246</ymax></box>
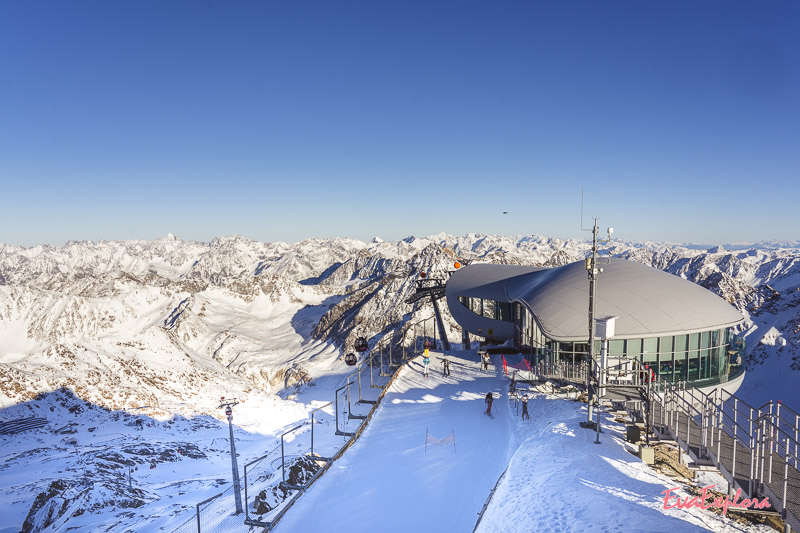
<box><xmin>277</xmin><ymin>351</ymin><xmax>774</xmax><ymax>533</ymax></box>
<box><xmin>276</xmin><ymin>351</ymin><xmax>514</xmax><ymax>532</ymax></box>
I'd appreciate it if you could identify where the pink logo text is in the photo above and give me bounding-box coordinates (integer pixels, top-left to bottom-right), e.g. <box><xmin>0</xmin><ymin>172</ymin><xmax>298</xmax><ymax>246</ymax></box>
<box><xmin>661</xmin><ymin>485</ymin><xmax>770</xmax><ymax>517</ymax></box>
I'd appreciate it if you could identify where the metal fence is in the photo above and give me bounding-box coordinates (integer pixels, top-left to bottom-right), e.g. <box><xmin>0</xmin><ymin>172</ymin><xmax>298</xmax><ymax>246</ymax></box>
<box><xmin>172</xmin><ymin>322</ymin><xmax>439</xmax><ymax>533</ymax></box>
<box><xmin>367</xmin><ymin>315</ymin><xmax>441</xmax><ymax>372</ymax></box>
<box><xmin>608</xmin><ymin>361</ymin><xmax>800</xmax><ymax>532</ymax></box>
<box><xmin>171</xmin><ymin>484</ymin><xmax>247</xmax><ymax>533</ymax></box>
<box><xmin>532</xmin><ymin>356</ymin><xmax>799</xmax><ymax>531</ymax></box>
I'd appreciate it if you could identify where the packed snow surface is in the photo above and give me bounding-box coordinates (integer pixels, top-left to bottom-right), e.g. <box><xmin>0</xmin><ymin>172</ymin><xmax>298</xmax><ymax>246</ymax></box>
<box><xmin>277</xmin><ymin>351</ymin><xmax>771</xmax><ymax>533</ymax></box>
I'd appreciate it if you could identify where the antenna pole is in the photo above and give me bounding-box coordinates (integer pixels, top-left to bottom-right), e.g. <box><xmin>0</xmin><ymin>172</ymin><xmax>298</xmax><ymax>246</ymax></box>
<box><xmin>586</xmin><ymin>218</ymin><xmax>599</xmax><ymax>424</ymax></box>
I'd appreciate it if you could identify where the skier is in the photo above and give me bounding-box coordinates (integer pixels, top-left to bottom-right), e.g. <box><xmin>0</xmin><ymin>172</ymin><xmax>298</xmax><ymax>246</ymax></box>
<box><xmin>442</xmin><ymin>356</ymin><xmax>451</xmax><ymax>377</ymax></box>
<box><xmin>521</xmin><ymin>394</ymin><xmax>530</xmax><ymax>420</ymax></box>
<box><xmin>481</xmin><ymin>352</ymin><xmax>490</xmax><ymax>371</ymax></box>
<box><xmin>423</xmin><ymin>348</ymin><xmax>430</xmax><ymax>377</ymax></box>
<box><xmin>485</xmin><ymin>392</ymin><xmax>494</xmax><ymax>417</ymax></box>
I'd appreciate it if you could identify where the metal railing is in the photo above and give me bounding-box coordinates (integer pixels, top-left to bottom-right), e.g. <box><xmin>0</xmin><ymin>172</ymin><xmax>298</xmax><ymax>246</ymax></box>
<box><xmin>533</xmin><ymin>356</ymin><xmax>799</xmax><ymax>531</ymax></box>
<box><xmin>614</xmin><ymin>361</ymin><xmax>800</xmax><ymax>532</ymax></box>
<box><xmin>173</xmin><ymin>320</ymin><xmax>452</xmax><ymax>533</ymax></box>
<box><xmin>368</xmin><ymin>315</ymin><xmax>441</xmax><ymax>374</ymax></box>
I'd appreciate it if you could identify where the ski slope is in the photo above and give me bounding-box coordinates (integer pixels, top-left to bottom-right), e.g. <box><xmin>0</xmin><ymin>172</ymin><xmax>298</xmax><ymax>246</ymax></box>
<box><xmin>278</xmin><ymin>351</ymin><xmax>512</xmax><ymax>532</ymax></box>
<box><xmin>277</xmin><ymin>351</ymin><xmax>770</xmax><ymax>533</ymax></box>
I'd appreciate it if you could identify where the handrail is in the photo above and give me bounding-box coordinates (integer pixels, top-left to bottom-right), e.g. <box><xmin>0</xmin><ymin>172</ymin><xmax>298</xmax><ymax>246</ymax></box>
<box><xmin>628</xmin><ymin>359</ymin><xmax>800</xmax><ymax>530</ymax></box>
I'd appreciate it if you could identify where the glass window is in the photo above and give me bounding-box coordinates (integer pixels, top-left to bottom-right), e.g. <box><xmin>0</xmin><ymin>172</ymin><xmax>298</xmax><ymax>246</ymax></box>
<box><xmin>710</xmin><ymin>345</ymin><xmax>721</xmax><ymax>378</ymax></box>
<box><xmin>573</xmin><ymin>343</ymin><xmax>589</xmax><ymax>362</ymax></box>
<box><xmin>643</xmin><ymin>338</ymin><xmax>658</xmax><ymax>362</ymax></box>
<box><xmin>688</xmin><ymin>351</ymin><xmax>699</xmax><ymax>380</ymax></box>
<box><xmin>674</xmin><ymin>334</ymin><xmax>688</xmax><ymax>353</ymax></box>
<box><xmin>689</xmin><ymin>333</ymin><xmax>700</xmax><ymax>351</ymax></box>
<box><xmin>659</xmin><ymin>336</ymin><xmax>673</xmax><ymax>355</ymax></box>
<box><xmin>658</xmin><ymin>354</ymin><xmax>673</xmax><ymax>382</ymax></box>
<box><xmin>700</xmin><ymin>331</ymin><xmax>710</xmax><ymax>349</ymax></box>
<box><xmin>699</xmin><ymin>331</ymin><xmax>711</xmax><ymax>378</ymax></box>
<box><xmin>609</xmin><ymin>339</ymin><xmax>625</xmax><ymax>355</ymax></box>
<box><xmin>626</xmin><ymin>338</ymin><xmax>642</xmax><ymax>357</ymax></box>
<box><xmin>482</xmin><ymin>299</ymin><xmax>495</xmax><ymax>319</ymax></box>
<box><xmin>674</xmin><ymin>351</ymin><xmax>687</xmax><ymax>381</ymax></box>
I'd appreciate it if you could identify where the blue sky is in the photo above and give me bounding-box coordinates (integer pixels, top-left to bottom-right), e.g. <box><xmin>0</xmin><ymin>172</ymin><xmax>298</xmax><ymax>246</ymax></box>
<box><xmin>1</xmin><ymin>1</ymin><xmax>798</xmax><ymax>247</ymax></box>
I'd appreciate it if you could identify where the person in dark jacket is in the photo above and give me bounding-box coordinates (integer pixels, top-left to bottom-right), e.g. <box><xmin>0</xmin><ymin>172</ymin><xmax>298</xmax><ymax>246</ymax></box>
<box><xmin>521</xmin><ymin>394</ymin><xmax>530</xmax><ymax>420</ymax></box>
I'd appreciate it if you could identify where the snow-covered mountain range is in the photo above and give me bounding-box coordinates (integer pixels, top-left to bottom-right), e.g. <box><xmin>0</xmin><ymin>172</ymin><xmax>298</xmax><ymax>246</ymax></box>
<box><xmin>2</xmin><ymin>233</ymin><xmax>799</xmax><ymax>413</ymax></box>
<box><xmin>1</xmin><ymin>233</ymin><xmax>799</xmax><ymax>532</ymax></box>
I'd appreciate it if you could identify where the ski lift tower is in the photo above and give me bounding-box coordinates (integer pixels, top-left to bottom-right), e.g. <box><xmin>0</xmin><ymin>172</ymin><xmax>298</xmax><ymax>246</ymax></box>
<box><xmin>218</xmin><ymin>397</ymin><xmax>243</xmax><ymax>514</ymax></box>
<box><xmin>405</xmin><ymin>268</ymin><xmax>455</xmax><ymax>351</ymax></box>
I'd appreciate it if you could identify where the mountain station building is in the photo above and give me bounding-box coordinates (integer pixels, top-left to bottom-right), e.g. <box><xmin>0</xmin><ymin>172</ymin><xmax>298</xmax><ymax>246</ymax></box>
<box><xmin>445</xmin><ymin>258</ymin><xmax>746</xmax><ymax>393</ymax></box>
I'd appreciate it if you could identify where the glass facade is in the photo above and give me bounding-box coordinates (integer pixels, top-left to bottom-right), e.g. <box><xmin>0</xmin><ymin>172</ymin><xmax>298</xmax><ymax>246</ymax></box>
<box><xmin>456</xmin><ymin>293</ymin><xmax>744</xmax><ymax>388</ymax></box>
<box><xmin>511</xmin><ymin>305</ymin><xmax>744</xmax><ymax>388</ymax></box>
<box><xmin>457</xmin><ymin>296</ymin><xmax>513</xmax><ymax>323</ymax></box>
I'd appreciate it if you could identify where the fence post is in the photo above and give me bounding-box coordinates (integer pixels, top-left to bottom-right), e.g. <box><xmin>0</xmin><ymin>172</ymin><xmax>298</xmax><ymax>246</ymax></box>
<box><xmin>281</xmin><ymin>432</ymin><xmax>286</xmax><ymax>484</ymax></box>
<box><xmin>244</xmin><ymin>464</ymin><xmax>250</xmax><ymax>522</ymax></box>
<box><xmin>700</xmin><ymin>395</ymin><xmax>707</xmax><ymax>458</ymax></box>
<box><xmin>358</xmin><ymin>364</ymin><xmax>363</xmax><ymax>401</ymax></box>
<box><xmin>782</xmin><ymin>437</ymin><xmax>790</xmax><ymax>517</ymax></box>
<box><xmin>716</xmin><ymin>402</ymin><xmax>722</xmax><ymax>467</ymax></box>
<box><xmin>749</xmin><ymin>432</ymin><xmax>756</xmax><ymax>497</ymax></box>
<box><xmin>196</xmin><ymin>502</ymin><xmax>201</xmax><ymax>533</ymax></box>
<box><xmin>759</xmin><ymin>418</ymin><xmax>766</xmax><ymax>495</ymax></box>
<box><xmin>769</xmin><ymin>403</ymin><xmax>777</xmax><ymax>485</ymax></box>
<box><xmin>731</xmin><ymin>423</ymin><xmax>738</xmax><ymax>485</ymax></box>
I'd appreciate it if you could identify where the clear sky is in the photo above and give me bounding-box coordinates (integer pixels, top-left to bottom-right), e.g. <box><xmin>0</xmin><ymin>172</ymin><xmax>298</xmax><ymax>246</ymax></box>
<box><xmin>1</xmin><ymin>1</ymin><xmax>798</xmax><ymax>247</ymax></box>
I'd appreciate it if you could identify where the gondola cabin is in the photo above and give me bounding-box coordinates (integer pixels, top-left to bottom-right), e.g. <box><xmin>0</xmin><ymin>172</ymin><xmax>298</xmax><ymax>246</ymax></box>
<box><xmin>345</xmin><ymin>352</ymin><xmax>357</xmax><ymax>366</ymax></box>
<box><xmin>355</xmin><ymin>336</ymin><xmax>368</xmax><ymax>353</ymax></box>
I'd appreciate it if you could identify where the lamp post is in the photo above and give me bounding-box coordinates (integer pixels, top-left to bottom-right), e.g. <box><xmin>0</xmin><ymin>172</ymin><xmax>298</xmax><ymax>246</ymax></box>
<box><xmin>219</xmin><ymin>397</ymin><xmax>243</xmax><ymax>514</ymax></box>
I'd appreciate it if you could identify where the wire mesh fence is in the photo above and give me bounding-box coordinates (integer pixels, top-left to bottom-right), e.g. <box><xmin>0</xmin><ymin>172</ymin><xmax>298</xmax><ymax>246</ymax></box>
<box><xmin>171</xmin><ymin>485</ymin><xmax>247</xmax><ymax>533</ymax></box>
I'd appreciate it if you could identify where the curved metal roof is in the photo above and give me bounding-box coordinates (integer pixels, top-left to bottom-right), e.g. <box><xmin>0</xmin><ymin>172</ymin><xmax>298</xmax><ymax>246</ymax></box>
<box><xmin>446</xmin><ymin>259</ymin><xmax>743</xmax><ymax>341</ymax></box>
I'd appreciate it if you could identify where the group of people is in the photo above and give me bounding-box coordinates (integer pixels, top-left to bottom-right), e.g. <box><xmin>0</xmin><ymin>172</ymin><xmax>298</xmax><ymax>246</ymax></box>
<box><xmin>419</xmin><ymin>348</ymin><xmax>531</xmax><ymax>421</ymax></box>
